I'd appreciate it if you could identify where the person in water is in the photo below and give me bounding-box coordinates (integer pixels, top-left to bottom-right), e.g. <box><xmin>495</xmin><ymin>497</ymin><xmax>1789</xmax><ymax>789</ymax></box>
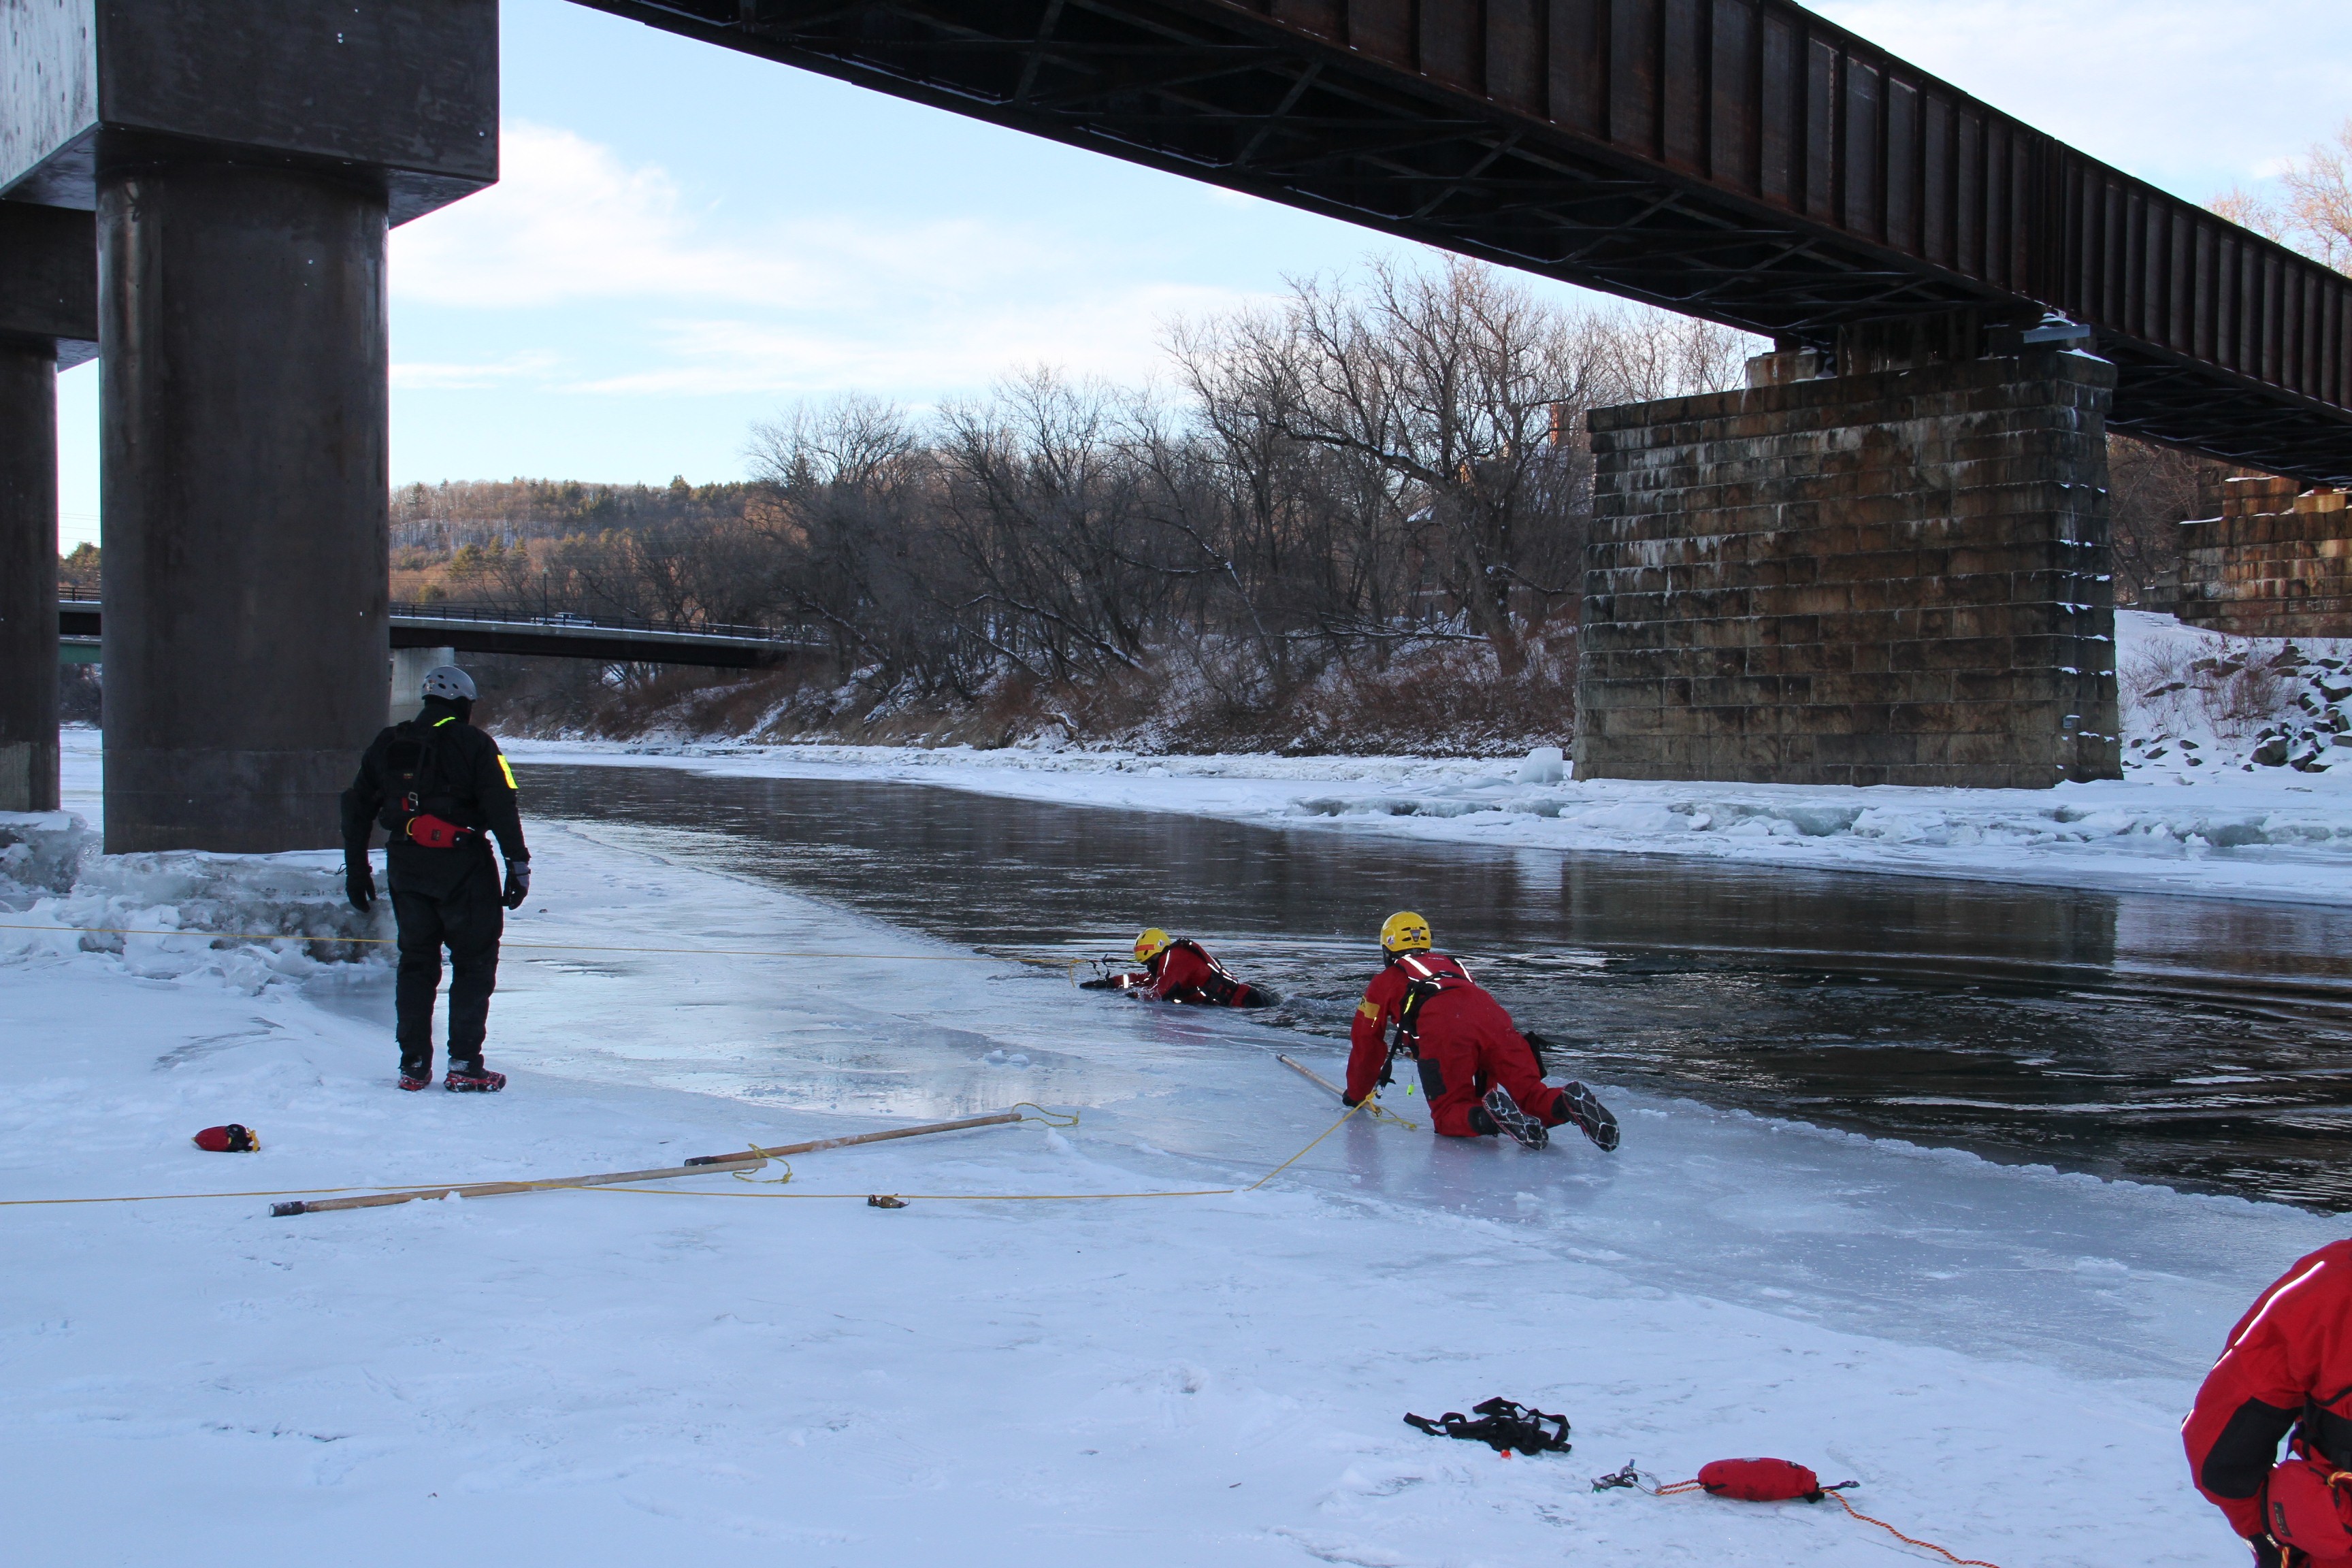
<box><xmin>1083</xmin><ymin>928</ymin><xmax>1275</xmax><ymax>1007</ymax></box>
<box><xmin>1343</xmin><ymin>911</ymin><xmax>1617</xmax><ymax>1152</ymax></box>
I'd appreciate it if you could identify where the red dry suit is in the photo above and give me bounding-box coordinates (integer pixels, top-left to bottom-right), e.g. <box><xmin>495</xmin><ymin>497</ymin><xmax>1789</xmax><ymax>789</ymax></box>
<box><xmin>1115</xmin><ymin>939</ymin><xmax>1264</xmax><ymax>1007</ymax></box>
<box><xmin>1344</xmin><ymin>951</ymin><xmax>1563</xmax><ymax>1138</ymax></box>
<box><xmin>2185</xmin><ymin>1239</ymin><xmax>2352</xmax><ymax>1561</ymax></box>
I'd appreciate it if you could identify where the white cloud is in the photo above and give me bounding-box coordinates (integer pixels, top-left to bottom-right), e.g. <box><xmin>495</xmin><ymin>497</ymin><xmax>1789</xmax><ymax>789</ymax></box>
<box><xmin>389</xmin><ymin>122</ymin><xmax>1269</xmax><ymax>399</ymax></box>
<box><xmin>567</xmin><ymin>282</ymin><xmax>1258</xmax><ymax>399</ymax></box>
<box><xmin>393</xmin><ymin>122</ymin><xmax>1102</xmax><ymax>312</ymax></box>
<box><xmin>390</xmin><ymin>350</ymin><xmax>564</xmax><ymax>390</ymax></box>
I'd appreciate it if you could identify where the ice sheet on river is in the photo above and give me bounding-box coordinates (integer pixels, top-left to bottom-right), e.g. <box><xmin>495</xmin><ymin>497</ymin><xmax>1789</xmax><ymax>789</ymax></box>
<box><xmin>0</xmin><ymin>800</ymin><xmax>2328</xmax><ymax>1565</ymax></box>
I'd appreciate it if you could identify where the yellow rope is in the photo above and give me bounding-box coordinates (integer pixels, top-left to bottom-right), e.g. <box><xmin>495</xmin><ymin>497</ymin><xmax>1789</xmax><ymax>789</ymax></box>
<box><xmin>0</xmin><ymin>921</ymin><xmax>1081</xmax><ymax>970</ymax></box>
<box><xmin>0</xmin><ymin>1100</ymin><xmax>1365</xmax><ymax>1211</ymax></box>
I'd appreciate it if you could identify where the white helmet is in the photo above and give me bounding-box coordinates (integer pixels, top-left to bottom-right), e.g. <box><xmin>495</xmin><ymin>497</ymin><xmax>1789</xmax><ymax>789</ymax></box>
<box><xmin>421</xmin><ymin>666</ymin><xmax>477</xmax><ymax>703</ymax></box>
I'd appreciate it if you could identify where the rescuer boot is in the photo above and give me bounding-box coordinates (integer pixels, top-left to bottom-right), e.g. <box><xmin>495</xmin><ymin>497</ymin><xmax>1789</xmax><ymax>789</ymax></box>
<box><xmin>1481</xmin><ymin>1083</ymin><xmax>1549</xmax><ymax>1149</ymax></box>
<box><xmin>398</xmin><ymin>1052</ymin><xmax>432</xmax><ymax>1092</ymax></box>
<box><xmin>1550</xmin><ymin>1080</ymin><xmax>1620</xmax><ymax>1152</ymax></box>
<box><xmin>444</xmin><ymin>1059</ymin><xmax>506</xmax><ymax>1093</ymax></box>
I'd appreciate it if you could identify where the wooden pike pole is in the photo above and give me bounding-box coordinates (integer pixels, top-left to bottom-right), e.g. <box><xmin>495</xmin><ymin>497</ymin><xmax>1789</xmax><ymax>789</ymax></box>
<box><xmin>1277</xmin><ymin>1055</ymin><xmax>1418</xmax><ymax>1130</ymax></box>
<box><xmin>271</xmin><ymin>1110</ymin><xmax>1026</xmax><ymax>1216</ymax></box>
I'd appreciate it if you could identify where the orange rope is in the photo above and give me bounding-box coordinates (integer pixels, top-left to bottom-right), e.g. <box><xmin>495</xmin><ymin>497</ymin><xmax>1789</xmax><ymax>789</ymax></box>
<box><xmin>1638</xmin><ymin>1478</ymin><xmax>2002</xmax><ymax>1567</ymax></box>
<box><xmin>1827</xmin><ymin>1491</ymin><xmax>2002</xmax><ymax>1568</ymax></box>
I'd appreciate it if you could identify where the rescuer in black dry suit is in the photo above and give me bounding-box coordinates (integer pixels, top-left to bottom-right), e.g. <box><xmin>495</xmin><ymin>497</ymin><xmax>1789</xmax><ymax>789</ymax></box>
<box><xmin>340</xmin><ymin>666</ymin><xmax>531</xmax><ymax>1092</ymax></box>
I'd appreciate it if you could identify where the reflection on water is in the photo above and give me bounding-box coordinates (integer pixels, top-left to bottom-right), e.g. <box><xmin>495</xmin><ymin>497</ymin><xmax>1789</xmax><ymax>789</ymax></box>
<box><xmin>523</xmin><ymin>765</ymin><xmax>2352</xmax><ymax>1208</ymax></box>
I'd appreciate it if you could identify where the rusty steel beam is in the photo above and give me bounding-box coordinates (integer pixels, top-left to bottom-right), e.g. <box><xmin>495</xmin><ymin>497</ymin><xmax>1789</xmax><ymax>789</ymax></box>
<box><xmin>575</xmin><ymin>0</ymin><xmax>2352</xmax><ymax>484</ymax></box>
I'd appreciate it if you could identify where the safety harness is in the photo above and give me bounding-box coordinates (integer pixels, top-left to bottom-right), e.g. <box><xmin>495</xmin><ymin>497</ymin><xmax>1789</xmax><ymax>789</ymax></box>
<box><xmin>1403</xmin><ymin>1397</ymin><xmax>1571</xmax><ymax>1457</ymax></box>
<box><xmin>376</xmin><ymin>717</ymin><xmax>482</xmax><ymax>851</ymax></box>
<box><xmin>1154</xmin><ymin>939</ymin><xmax>1251</xmax><ymax>1006</ymax></box>
<box><xmin>1377</xmin><ymin>950</ymin><xmax>1476</xmax><ymax>1090</ymax></box>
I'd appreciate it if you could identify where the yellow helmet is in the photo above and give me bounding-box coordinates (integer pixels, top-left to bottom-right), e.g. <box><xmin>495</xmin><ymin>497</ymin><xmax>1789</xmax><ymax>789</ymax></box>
<box><xmin>1380</xmin><ymin>911</ymin><xmax>1433</xmax><ymax>953</ymax></box>
<box><xmin>1134</xmin><ymin>928</ymin><xmax>1173</xmax><ymax>963</ymax></box>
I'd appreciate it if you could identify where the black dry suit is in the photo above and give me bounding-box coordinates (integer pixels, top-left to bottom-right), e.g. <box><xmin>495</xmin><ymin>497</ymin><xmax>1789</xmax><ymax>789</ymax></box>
<box><xmin>340</xmin><ymin>698</ymin><xmax>529</xmax><ymax>1068</ymax></box>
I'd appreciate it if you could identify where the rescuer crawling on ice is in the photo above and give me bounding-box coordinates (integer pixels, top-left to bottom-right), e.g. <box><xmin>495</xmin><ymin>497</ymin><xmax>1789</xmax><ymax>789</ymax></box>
<box><xmin>340</xmin><ymin>666</ymin><xmax>531</xmax><ymax>1093</ymax></box>
<box><xmin>1082</xmin><ymin>928</ymin><xmax>1276</xmax><ymax>1007</ymax></box>
<box><xmin>2186</xmin><ymin>1239</ymin><xmax>2352</xmax><ymax>1566</ymax></box>
<box><xmin>1343</xmin><ymin>912</ymin><xmax>1618</xmax><ymax>1152</ymax></box>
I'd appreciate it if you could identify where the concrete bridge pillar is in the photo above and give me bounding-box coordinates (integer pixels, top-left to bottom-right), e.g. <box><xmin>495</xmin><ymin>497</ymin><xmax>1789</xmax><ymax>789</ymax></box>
<box><xmin>1577</xmin><ymin>330</ymin><xmax>2120</xmax><ymax>789</ymax></box>
<box><xmin>389</xmin><ymin>646</ymin><xmax>458</xmax><ymax>727</ymax></box>
<box><xmin>0</xmin><ymin>337</ymin><xmax>59</xmax><ymax>812</ymax></box>
<box><xmin>0</xmin><ymin>201</ymin><xmax>98</xmax><ymax>813</ymax></box>
<box><xmin>1</xmin><ymin>1</ymin><xmax>496</xmax><ymax>851</ymax></box>
<box><xmin>98</xmin><ymin>159</ymin><xmax>393</xmax><ymax>851</ymax></box>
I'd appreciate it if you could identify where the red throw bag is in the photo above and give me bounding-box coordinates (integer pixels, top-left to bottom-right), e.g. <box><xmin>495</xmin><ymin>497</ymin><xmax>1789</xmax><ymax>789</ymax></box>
<box><xmin>2268</xmin><ymin>1456</ymin><xmax>2352</xmax><ymax>1562</ymax></box>
<box><xmin>193</xmin><ymin>1124</ymin><xmax>259</xmax><ymax>1153</ymax></box>
<box><xmin>404</xmin><ymin>813</ymin><xmax>475</xmax><ymax>849</ymax></box>
<box><xmin>1698</xmin><ymin>1458</ymin><xmax>1825</xmax><ymax>1502</ymax></box>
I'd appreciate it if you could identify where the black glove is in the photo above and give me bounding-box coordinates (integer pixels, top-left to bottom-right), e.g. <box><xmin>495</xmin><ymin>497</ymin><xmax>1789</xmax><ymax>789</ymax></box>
<box><xmin>2251</xmin><ymin>1533</ymin><xmax>2289</xmax><ymax>1568</ymax></box>
<box><xmin>502</xmin><ymin>858</ymin><xmax>532</xmax><ymax>911</ymax></box>
<box><xmin>1078</xmin><ymin>977</ymin><xmax>1120</xmax><ymax>990</ymax></box>
<box><xmin>345</xmin><ymin>861</ymin><xmax>375</xmax><ymax>912</ymax></box>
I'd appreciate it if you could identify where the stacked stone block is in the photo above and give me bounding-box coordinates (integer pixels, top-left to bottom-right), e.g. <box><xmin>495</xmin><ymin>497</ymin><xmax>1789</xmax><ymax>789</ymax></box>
<box><xmin>2171</xmin><ymin>477</ymin><xmax>2352</xmax><ymax>638</ymax></box>
<box><xmin>1576</xmin><ymin>350</ymin><xmax>2120</xmax><ymax>789</ymax></box>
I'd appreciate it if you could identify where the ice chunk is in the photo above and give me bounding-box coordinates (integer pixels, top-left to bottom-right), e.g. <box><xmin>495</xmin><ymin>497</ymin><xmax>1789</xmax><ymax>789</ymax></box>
<box><xmin>1516</xmin><ymin>745</ymin><xmax>1566</xmax><ymax>785</ymax></box>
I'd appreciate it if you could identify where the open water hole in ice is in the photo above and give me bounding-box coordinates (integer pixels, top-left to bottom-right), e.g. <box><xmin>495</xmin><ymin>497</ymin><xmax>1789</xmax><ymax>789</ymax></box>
<box><xmin>501</xmin><ymin>764</ymin><xmax>2352</xmax><ymax>1212</ymax></box>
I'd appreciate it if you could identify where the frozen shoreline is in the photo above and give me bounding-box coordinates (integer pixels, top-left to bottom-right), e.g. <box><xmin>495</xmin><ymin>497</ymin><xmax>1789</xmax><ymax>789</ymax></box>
<box><xmin>1</xmin><ymin>718</ymin><xmax>2327</xmax><ymax>1563</ymax></box>
<box><xmin>485</xmin><ymin>614</ymin><xmax>2352</xmax><ymax>909</ymax></box>
<box><xmin>498</xmin><ymin>732</ymin><xmax>2352</xmax><ymax>908</ymax></box>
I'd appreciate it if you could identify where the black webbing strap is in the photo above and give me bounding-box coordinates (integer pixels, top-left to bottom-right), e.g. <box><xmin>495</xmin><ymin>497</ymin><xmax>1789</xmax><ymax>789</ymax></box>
<box><xmin>1403</xmin><ymin>1397</ymin><xmax>1571</xmax><ymax>1457</ymax></box>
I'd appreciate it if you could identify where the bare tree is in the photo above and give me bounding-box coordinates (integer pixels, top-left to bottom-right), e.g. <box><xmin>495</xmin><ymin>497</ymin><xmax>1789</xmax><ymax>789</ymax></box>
<box><xmin>2215</xmin><ymin>118</ymin><xmax>2352</xmax><ymax>275</ymax></box>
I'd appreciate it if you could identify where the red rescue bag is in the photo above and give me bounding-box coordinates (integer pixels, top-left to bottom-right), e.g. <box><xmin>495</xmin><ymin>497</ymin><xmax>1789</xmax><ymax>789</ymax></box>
<box><xmin>404</xmin><ymin>813</ymin><xmax>476</xmax><ymax>849</ymax></box>
<box><xmin>1699</xmin><ymin>1458</ymin><xmax>1827</xmax><ymax>1502</ymax></box>
<box><xmin>193</xmin><ymin>1124</ymin><xmax>259</xmax><ymax>1153</ymax></box>
<box><xmin>2268</xmin><ymin>1455</ymin><xmax>2352</xmax><ymax>1561</ymax></box>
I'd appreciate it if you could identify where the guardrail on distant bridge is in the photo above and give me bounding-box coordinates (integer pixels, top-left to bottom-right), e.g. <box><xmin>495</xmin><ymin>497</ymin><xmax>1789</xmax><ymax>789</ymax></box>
<box><xmin>56</xmin><ymin>591</ymin><xmax>821</xmax><ymax>670</ymax></box>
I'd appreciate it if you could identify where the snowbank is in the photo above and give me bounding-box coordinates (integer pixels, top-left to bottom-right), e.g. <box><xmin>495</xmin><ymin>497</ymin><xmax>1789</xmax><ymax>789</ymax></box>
<box><xmin>0</xmin><ymin>806</ymin><xmax>391</xmax><ymax>992</ymax></box>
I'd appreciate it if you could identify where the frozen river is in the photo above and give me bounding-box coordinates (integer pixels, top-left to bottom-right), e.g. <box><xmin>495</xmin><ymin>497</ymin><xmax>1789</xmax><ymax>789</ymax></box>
<box><xmin>520</xmin><ymin>763</ymin><xmax>2352</xmax><ymax>1209</ymax></box>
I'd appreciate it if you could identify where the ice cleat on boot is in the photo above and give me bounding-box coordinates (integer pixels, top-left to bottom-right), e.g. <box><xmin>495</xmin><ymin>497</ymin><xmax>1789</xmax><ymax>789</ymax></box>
<box><xmin>398</xmin><ymin>1054</ymin><xmax>432</xmax><ymax>1092</ymax></box>
<box><xmin>1481</xmin><ymin>1083</ymin><xmax>1549</xmax><ymax>1149</ymax></box>
<box><xmin>1551</xmin><ymin>1080</ymin><xmax>1620</xmax><ymax>1152</ymax></box>
<box><xmin>444</xmin><ymin>1059</ymin><xmax>507</xmax><ymax>1093</ymax></box>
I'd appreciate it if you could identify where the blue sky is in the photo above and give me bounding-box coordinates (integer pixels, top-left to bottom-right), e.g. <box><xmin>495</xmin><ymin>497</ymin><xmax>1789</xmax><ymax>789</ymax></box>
<box><xmin>51</xmin><ymin>0</ymin><xmax>2352</xmax><ymax>549</ymax></box>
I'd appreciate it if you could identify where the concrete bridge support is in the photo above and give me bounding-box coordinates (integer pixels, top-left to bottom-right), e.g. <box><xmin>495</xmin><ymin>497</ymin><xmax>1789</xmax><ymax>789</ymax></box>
<box><xmin>99</xmin><ymin>160</ymin><xmax>393</xmax><ymax>851</ymax></box>
<box><xmin>389</xmin><ymin>646</ymin><xmax>457</xmax><ymax>727</ymax></box>
<box><xmin>1</xmin><ymin>0</ymin><xmax>496</xmax><ymax>851</ymax></box>
<box><xmin>0</xmin><ymin>337</ymin><xmax>59</xmax><ymax>812</ymax></box>
<box><xmin>1576</xmin><ymin>340</ymin><xmax>2120</xmax><ymax>789</ymax></box>
<box><xmin>0</xmin><ymin>201</ymin><xmax>97</xmax><ymax>813</ymax></box>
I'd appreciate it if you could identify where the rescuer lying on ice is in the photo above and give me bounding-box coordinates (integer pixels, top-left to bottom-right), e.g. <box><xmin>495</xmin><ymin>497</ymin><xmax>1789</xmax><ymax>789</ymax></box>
<box><xmin>1082</xmin><ymin>928</ymin><xmax>1275</xmax><ymax>1007</ymax></box>
<box><xmin>1343</xmin><ymin>912</ymin><xmax>1618</xmax><ymax>1152</ymax></box>
<box><xmin>2185</xmin><ymin>1239</ymin><xmax>2352</xmax><ymax>1567</ymax></box>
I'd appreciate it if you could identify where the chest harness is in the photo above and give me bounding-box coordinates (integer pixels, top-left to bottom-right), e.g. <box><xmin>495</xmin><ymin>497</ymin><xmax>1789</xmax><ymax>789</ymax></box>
<box><xmin>1153</xmin><ymin>940</ymin><xmax>1250</xmax><ymax>1005</ymax></box>
<box><xmin>1375</xmin><ymin>951</ymin><xmax>1476</xmax><ymax>1088</ymax></box>
<box><xmin>376</xmin><ymin>719</ymin><xmax>483</xmax><ymax>851</ymax></box>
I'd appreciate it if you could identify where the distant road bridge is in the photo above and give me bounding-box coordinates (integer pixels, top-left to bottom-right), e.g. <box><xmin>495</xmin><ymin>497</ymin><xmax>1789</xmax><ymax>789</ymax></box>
<box><xmin>56</xmin><ymin>596</ymin><xmax>815</xmax><ymax>670</ymax></box>
<box><xmin>582</xmin><ymin>0</ymin><xmax>2352</xmax><ymax>483</ymax></box>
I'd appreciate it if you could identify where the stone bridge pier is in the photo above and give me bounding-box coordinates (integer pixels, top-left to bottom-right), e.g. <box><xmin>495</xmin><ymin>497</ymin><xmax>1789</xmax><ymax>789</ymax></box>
<box><xmin>1</xmin><ymin>0</ymin><xmax>495</xmax><ymax>851</ymax></box>
<box><xmin>1575</xmin><ymin>318</ymin><xmax>2121</xmax><ymax>789</ymax></box>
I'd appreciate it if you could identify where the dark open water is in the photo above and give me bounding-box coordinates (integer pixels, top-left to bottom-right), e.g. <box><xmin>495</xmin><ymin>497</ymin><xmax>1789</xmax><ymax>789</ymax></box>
<box><xmin>524</xmin><ymin>764</ymin><xmax>2352</xmax><ymax>1209</ymax></box>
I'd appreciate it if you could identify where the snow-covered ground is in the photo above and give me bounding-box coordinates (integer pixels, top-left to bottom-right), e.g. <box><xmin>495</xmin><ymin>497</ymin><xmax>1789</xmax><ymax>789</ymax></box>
<box><xmin>0</xmin><ymin>728</ymin><xmax>2336</xmax><ymax>1564</ymax></box>
<box><xmin>501</xmin><ymin>614</ymin><xmax>2352</xmax><ymax>908</ymax></box>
